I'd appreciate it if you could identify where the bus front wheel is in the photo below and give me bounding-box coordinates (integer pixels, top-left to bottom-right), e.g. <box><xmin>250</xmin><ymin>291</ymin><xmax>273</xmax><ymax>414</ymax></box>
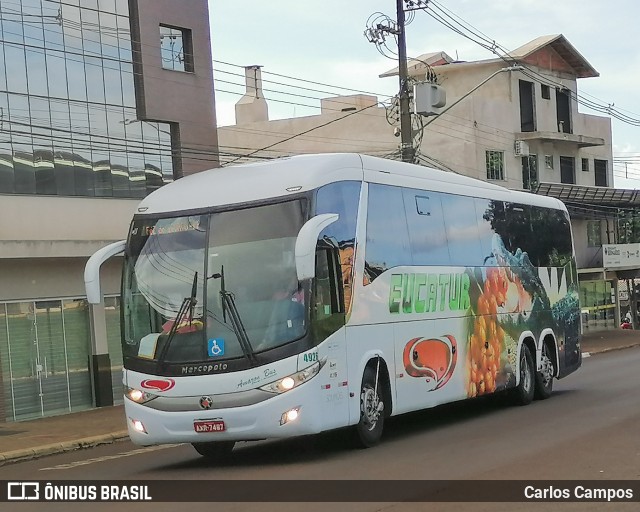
<box><xmin>192</xmin><ymin>441</ymin><xmax>235</xmax><ymax>460</ymax></box>
<box><xmin>511</xmin><ymin>344</ymin><xmax>534</xmax><ymax>406</ymax></box>
<box><xmin>355</xmin><ymin>365</ymin><xmax>385</xmax><ymax>448</ymax></box>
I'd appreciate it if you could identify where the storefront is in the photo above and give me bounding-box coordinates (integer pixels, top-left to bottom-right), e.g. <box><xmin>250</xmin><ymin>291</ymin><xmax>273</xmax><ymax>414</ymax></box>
<box><xmin>0</xmin><ymin>296</ymin><xmax>122</xmax><ymax>422</ymax></box>
<box><xmin>534</xmin><ymin>184</ymin><xmax>640</xmax><ymax>334</ymax></box>
<box><xmin>578</xmin><ymin>277</ymin><xmax>617</xmax><ymax>332</ymax></box>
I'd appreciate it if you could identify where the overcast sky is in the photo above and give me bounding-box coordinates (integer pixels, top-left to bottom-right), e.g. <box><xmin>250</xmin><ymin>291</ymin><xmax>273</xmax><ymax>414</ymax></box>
<box><xmin>209</xmin><ymin>0</ymin><xmax>640</xmax><ymax>189</ymax></box>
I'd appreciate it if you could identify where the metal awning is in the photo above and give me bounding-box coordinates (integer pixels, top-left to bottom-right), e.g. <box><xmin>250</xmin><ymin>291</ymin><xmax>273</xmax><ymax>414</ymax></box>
<box><xmin>535</xmin><ymin>183</ymin><xmax>640</xmax><ymax>207</ymax></box>
<box><xmin>534</xmin><ymin>183</ymin><xmax>640</xmax><ymax>219</ymax></box>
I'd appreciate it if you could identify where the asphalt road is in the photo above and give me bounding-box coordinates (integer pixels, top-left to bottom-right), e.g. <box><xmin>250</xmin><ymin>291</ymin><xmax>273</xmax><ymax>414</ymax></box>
<box><xmin>2</xmin><ymin>348</ymin><xmax>639</xmax><ymax>512</ymax></box>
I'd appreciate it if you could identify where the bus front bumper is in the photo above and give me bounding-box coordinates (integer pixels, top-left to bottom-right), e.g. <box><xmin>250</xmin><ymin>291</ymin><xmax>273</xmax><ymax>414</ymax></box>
<box><xmin>123</xmin><ymin>383</ymin><xmax>324</xmax><ymax>446</ymax></box>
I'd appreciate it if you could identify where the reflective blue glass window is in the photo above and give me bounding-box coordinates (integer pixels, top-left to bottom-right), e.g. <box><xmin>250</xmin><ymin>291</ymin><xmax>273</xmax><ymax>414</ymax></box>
<box><xmin>0</xmin><ymin>0</ymin><xmax>173</xmax><ymax>198</ymax></box>
<box><xmin>365</xmin><ymin>183</ymin><xmax>412</xmax><ymax>283</ymax></box>
<box><xmin>404</xmin><ymin>189</ymin><xmax>450</xmax><ymax>266</ymax></box>
<box><xmin>440</xmin><ymin>193</ymin><xmax>484</xmax><ymax>267</ymax></box>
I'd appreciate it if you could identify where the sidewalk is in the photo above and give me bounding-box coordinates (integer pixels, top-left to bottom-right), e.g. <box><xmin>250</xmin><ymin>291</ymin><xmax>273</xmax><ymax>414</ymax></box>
<box><xmin>0</xmin><ymin>404</ymin><xmax>128</xmax><ymax>466</ymax></box>
<box><xmin>0</xmin><ymin>329</ymin><xmax>638</xmax><ymax>466</ymax></box>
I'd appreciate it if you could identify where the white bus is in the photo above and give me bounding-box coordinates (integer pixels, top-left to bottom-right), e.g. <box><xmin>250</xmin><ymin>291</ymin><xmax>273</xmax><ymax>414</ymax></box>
<box><xmin>86</xmin><ymin>153</ymin><xmax>581</xmax><ymax>459</ymax></box>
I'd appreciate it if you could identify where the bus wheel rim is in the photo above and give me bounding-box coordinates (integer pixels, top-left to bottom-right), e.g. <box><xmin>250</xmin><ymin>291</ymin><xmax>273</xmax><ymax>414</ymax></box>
<box><xmin>361</xmin><ymin>387</ymin><xmax>380</xmax><ymax>430</ymax></box>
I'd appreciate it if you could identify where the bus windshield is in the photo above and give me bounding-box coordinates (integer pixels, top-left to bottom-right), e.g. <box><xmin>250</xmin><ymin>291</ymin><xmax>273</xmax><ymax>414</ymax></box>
<box><xmin>122</xmin><ymin>200</ymin><xmax>308</xmax><ymax>365</ymax></box>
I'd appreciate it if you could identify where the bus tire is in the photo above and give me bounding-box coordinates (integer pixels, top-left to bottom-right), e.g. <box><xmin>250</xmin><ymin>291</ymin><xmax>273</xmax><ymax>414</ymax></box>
<box><xmin>511</xmin><ymin>344</ymin><xmax>534</xmax><ymax>406</ymax></box>
<box><xmin>534</xmin><ymin>342</ymin><xmax>554</xmax><ymax>400</ymax></box>
<box><xmin>355</xmin><ymin>365</ymin><xmax>385</xmax><ymax>448</ymax></box>
<box><xmin>192</xmin><ymin>441</ymin><xmax>235</xmax><ymax>460</ymax></box>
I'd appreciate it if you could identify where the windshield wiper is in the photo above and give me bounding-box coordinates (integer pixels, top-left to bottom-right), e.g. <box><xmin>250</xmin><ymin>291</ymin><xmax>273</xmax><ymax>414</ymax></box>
<box><xmin>158</xmin><ymin>272</ymin><xmax>198</xmax><ymax>362</ymax></box>
<box><xmin>210</xmin><ymin>265</ymin><xmax>258</xmax><ymax>366</ymax></box>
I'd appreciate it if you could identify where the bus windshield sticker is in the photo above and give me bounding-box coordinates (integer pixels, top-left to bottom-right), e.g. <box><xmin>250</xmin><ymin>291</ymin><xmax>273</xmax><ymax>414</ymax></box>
<box><xmin>137</xmin><ymin>333</ymin><xmax>160</xmax><ymax>359</ymax></box>
<box><xmin>208</xmin><ymin>338</ymin><xmax>225</xmax><ymax>358</ymax></box>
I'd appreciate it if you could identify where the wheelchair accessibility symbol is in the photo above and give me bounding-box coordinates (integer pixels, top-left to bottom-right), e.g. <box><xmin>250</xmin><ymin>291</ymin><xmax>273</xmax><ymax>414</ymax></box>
<box><xmin>208</xmin><ymin>338</ymin><xmax>225</xmax><ymax>357</ymax></box>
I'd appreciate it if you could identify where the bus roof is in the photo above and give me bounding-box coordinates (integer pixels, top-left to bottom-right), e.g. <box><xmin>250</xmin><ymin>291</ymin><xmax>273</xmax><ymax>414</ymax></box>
<box><xmin>135</xmin><ymin>153</ymin><xmax>566</xmax><ymax>215</ymax></box>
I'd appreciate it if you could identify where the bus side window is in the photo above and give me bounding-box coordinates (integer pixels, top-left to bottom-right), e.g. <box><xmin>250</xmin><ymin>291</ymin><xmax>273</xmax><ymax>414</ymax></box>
<box><xmin>440</xmin><ymin>193</ymin><xmax>484</xmax><ymax>267</ymax></box>
<box><xmin>315</xmin><ymin>181</ymin><xmax>361</xmax><ymax>311</ymax></box>
<box><xmin>365</xmin><ymin>183</ymin><xmax>412</xmax><ymax>282</ymax></box>
<box><xmin>312</xmin><ymin>244</ymin><xmax>345</xmax><ymax>340</ymax></box>
<box><xmin>404</xmin><ymin>188</ymin><xmax>450</xmax><ymax>266</ymax></box>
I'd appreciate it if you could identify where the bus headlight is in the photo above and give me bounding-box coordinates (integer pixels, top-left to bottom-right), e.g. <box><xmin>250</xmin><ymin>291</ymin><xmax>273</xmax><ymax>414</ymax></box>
<box><xmin>125</xmin><ymin>386</ymin><xmax>158</xmax><ymax>404</ymax></box>
<box><xmin>280</xmin><ymin>407</ymin><xmax>301</xmax><ymax>425</ymax></box>
<box><xmin>260</xmin><ymin>361</ymin><xmax>322</xmax><ymax>394</ymax></box>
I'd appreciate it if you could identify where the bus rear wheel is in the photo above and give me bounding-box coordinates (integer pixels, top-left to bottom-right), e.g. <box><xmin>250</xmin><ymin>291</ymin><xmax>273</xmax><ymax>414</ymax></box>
<box><xmin>511</xmin><ymin>344</ymin><xmax>534</xmax><ymax>406</ymax></box>
<box><xmin>355</xmin><ymin>365</ymin><xmax>385</xmax><ymax>448</ymax></box>
<box><xmin>192</xmin><ymin>441</ymin><xmax>235</xmax><ymax>460</ymax></box>
<box><xmin>534</xmin><ymin>342</ymin><xmax>554</xmax><ymax>400</ymax></box>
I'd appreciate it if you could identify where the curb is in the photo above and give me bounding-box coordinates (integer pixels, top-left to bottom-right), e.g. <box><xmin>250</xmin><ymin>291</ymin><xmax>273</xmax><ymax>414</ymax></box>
<box><xmin>0</xmin><ymin>431</ymin><xmax>129</xmax><ymax>467</ymax></box>
<box><xmin>582</xmin><ymin>344</ymin><xmax>639</xmax><ymax>357</ymax></box>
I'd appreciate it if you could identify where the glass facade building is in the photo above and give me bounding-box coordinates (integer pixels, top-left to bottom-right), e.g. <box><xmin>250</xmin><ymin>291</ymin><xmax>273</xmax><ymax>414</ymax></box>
<box><xmin>0</xmin><ymin>0</ymin><xmax>217</xmax><ymax>422</ymax></box>
<box><xmin>0</xmin><ymin>0</ymin><xmax>174</xmax><ymax>198</ymax></box>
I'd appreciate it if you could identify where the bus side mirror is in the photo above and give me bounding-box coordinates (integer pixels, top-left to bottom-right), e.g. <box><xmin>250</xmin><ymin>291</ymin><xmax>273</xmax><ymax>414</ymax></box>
<box><xmin>84</xmin><ymin>240</ymin><xmax>126</xmax><ymax>304</ymax></box>
<box><xmin>295</xmin><ymin>213</ymin><xmax>339</xmax><ymax>281</ymax></box>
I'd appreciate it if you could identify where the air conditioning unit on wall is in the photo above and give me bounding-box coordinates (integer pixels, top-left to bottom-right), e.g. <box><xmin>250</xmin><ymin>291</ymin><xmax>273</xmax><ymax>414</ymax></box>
<box><xmin>514</xmin><ymin>140</ymin><xmax>529</xmax><ymax>157</ymax></box>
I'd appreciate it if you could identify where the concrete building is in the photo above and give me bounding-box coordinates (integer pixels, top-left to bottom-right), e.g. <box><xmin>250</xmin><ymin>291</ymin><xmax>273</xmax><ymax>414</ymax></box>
<box><xmin>0</xmin><ymin>0</ymin><xmax>218</xmax><ymax>422</ymax></box>
<box><xmin>217</xmin><ymin>34</ymin><xmax>625</xmax><ymax>333</ymax></box>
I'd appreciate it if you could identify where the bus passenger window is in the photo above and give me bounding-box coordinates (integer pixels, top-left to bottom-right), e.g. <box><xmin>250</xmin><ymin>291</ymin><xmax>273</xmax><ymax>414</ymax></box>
<box><xmin>365</xmin><ymin>183</ymin><xmax>411</xmax><ymax>282</ymax></box>
<box><xmin>404</xmin><ymin>189</ymin><xmax>450</xmax><ymax>267</ymax></box>
<box><xmin>440</xmin><ymin>193</ymin><xmax>484</xmax><ymax>267</ymax></box>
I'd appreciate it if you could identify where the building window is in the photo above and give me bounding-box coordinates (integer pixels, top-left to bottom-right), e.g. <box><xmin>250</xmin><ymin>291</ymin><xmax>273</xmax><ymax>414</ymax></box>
<box><xmin>560</xmin><ymin>156</ymin><xmax>576</xmax><ymax>184</ymax></box>
<box><xmin>594</xmin><ymin>159</ymin><xmax>608</xmax><ymax>187</ymax></box>
<box><xmin>519</xmin><ymin>80</ymin><xmax>536</xmax><ymax>132</ymax></box>
<box><xmin>587</xmin><ymin>220</ymin><xmax>602</xmax><ymax>247</ymax></box>
<box><xmin>582</xmin><ymin>158</ymin><xmax>590</xmax><ymax>172</ymax></box>
<box><xmin>522</xmin><ymin>155</ymin><xmax>538</xmax><ymax>191</ymax></box>
<box><xmin>541</xmin><ymin>84</ymin><xmax>551</xmax><ymax>100</ymax></box>
<box><xmin>545</xmin><ymin>155</ymin><xmax>554</xmax><ymax>170</ymax></box>
<box><xmin>556</xmin><ymin>88</ymin><xmax>572</xmax><ymax>134</ymax></box>
<box><xmin>160</xmin><ymin>25</ymin><xmax>194</xmax><ymax>72</ymax></box>
<box><xmin>485</xmin><ymin>150</ymin><xmax>505</xmax><ymax>180</ymax></box>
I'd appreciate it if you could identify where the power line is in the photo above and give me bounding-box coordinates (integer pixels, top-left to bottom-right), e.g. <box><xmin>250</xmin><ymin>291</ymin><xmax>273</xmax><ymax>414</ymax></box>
<box><xmin>224</xmin><ymin>99</ymin><xmax>391</xmax><ymax>165</ymax></box>
<box><xmin>213</xmin><ymin>59</ymin><xmax>388</xmax><ymax>98</ymax></box>
<box><xmin>423</xmin><ymin>0</ymin><xmax>640</xmax><ymax>126</ymax></box>
<box><xmin>214</xmin><ymin>82</ymin><xmax>388</xmax><ymax>119</ymax></box>
<box><xmin>214</xmin><ymin>68</ymin><xmax>390</xmax><ymax>110</ymax></box>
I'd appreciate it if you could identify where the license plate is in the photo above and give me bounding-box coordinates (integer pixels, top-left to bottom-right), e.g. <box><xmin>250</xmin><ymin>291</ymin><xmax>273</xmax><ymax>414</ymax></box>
<box><xmin>194</xmin><ymin>420</ymin><xmax>226</xmax><ymax>433</ymax></box>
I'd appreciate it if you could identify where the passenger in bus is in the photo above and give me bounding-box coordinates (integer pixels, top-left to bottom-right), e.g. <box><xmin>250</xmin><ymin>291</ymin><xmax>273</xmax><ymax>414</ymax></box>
<box><xmin>272</xmin><ymin>274</ymin><xmax>304</xmax><ymax>304</ymax></box>
<box><xmin>160</xmin><ymin>298</ymin><xmax>203</xmax><ymax>334</ymax></box>
<box><xmin>263</xmin><ymin>275</ymin><xmax>305</xmax><ymax>343</ymax></box>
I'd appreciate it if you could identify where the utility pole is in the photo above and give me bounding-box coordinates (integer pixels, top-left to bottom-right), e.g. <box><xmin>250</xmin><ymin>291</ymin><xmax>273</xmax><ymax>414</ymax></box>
<box><xmin>396</xmin><ymin>0</ymin><xmax>414</xmax><ymax>163</ymax></box>
<box><xmin>365</xmin><ymin>1</ymin><xmax>440</xmax><ymax>163</ymax></box>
